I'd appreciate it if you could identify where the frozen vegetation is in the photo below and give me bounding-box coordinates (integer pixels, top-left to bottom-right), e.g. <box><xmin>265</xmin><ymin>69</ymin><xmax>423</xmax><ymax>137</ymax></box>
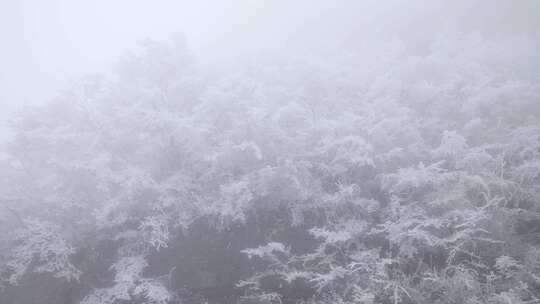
<box><xmin>1</xmin><ymin>1</ymin><xmax>540</xmax><ymax>303</ymax></box>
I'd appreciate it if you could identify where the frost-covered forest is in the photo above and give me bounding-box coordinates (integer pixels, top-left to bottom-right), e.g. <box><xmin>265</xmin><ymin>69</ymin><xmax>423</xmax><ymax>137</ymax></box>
<box><xmin>1</xmin><ymin>1</ymin><xmax>540</xmax><ymax>304</ymax></box>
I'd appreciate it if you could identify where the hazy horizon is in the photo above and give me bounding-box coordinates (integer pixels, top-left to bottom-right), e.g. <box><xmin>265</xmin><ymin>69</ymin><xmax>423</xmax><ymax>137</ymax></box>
<box><xmin>2</xmin><ymin>0</ymin><xmax>539</xmax><ymax>116</ymax></box>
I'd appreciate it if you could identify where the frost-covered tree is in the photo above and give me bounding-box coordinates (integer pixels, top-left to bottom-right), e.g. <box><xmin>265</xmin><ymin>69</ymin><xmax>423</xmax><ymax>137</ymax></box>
<box><xmin>1</xmin><ymin>4</ymin><xmax>540</xmax><ymax>303</ymax></box>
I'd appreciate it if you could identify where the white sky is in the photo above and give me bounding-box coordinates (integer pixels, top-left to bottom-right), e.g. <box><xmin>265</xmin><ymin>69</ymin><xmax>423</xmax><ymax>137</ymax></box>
<box><xmin>0</xmin><ymin>0</ymin><xmax>262</xmax><ymax>111</ymax></box>
<box><xmin>1</xmin><ymin>0</ymin><xmax>538</xmax><ymax>120</ymax></box>
<box><xmin>0</xmin><ymin>0</ymin><xmax>367</xmax><ymax>113</ymax></box>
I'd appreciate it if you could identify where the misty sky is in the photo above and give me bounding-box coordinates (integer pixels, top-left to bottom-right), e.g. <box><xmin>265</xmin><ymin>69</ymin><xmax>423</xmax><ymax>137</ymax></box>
<box><xmin>1</xmin><ymin>0</ymin><xmax>259</xmax><ymax>112</ymax></box>
<box><xmin>0</xmin><ymin>0</ymin><xmax>355</xmax><ymax>114</ymax></box>
<box><xmin>1</xmin><ymin>0</ymin><xmax>539</xmax><ymax>121</ymax></box>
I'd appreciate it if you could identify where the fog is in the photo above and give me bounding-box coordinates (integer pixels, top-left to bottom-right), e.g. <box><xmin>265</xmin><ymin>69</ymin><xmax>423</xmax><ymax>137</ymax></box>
<box><xmin>1</xmin><ymin>1</ymin><xmax>540</xmax><ymax>303</ymax></box>
<box><xmin>3</xmin><ymin>0</ymin><xmax>538</xmax><ymax>112</ymax></box>
<box><xmin>1</xmin><ymin>0</ymin><xmax>363</xmax><ymax>112</ymax></box>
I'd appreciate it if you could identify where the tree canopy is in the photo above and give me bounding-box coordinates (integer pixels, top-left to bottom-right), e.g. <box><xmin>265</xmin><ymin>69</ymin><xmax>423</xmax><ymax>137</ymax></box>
<box><xmin>1</xmin><ymin>23</ymin><xmax>540</xmax><ymax>304</ymax></box>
